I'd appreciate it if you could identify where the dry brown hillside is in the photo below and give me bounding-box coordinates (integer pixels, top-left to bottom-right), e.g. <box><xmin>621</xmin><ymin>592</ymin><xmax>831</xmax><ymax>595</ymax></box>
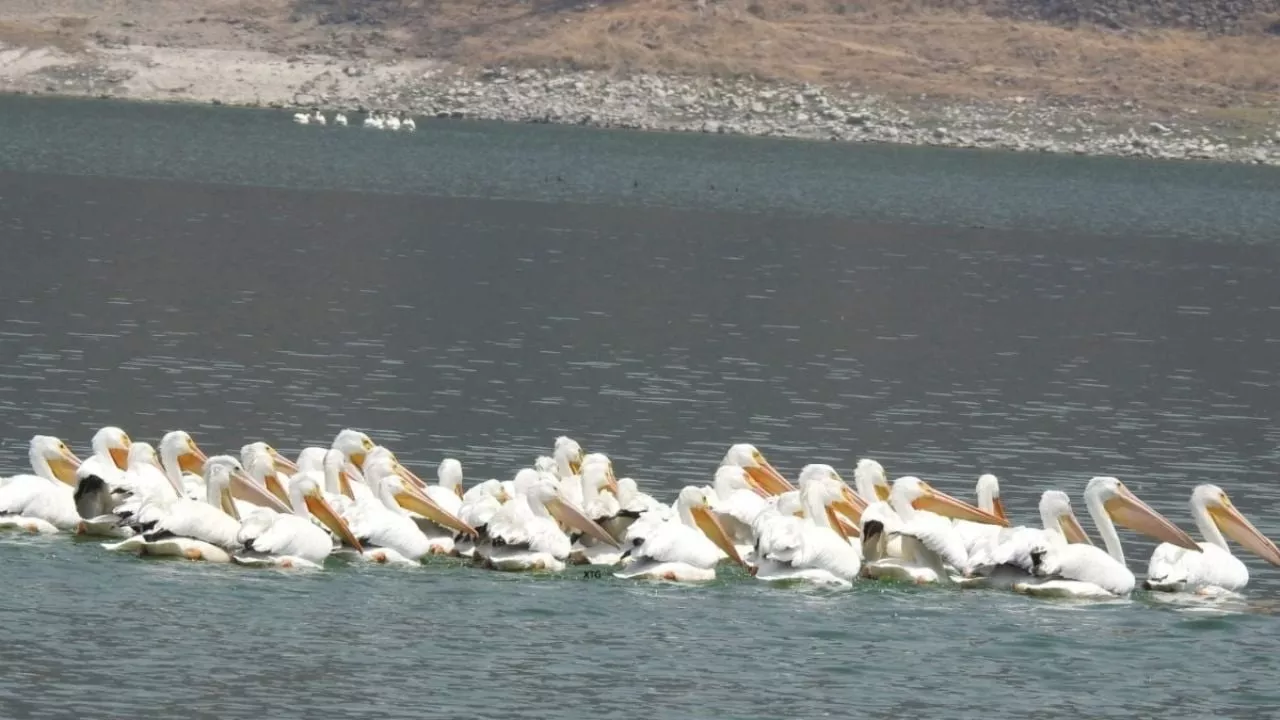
<box><xmin>3</xmin><ymin>0</ymin><xmax>1279</xmax><ymax>109</ymax></box>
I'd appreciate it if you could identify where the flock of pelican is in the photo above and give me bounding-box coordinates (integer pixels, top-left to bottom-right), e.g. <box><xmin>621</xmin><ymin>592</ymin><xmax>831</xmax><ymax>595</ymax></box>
<box><xmin>291</xmin><ymin>109</ymin><xmax>416</xmax><ymax>131</ymax></box>
<box><xmin>2</xmin><ymin>427</ymin><xmax>1278</xmax><ymax>599</ymax></box>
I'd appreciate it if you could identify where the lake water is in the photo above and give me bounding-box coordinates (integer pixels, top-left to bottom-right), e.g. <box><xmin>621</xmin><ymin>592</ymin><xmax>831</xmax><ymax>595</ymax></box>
<box><xmin>1</xmin><ymin>95</ymin><xmax>1279</xmax><ymax>718</ymax></box>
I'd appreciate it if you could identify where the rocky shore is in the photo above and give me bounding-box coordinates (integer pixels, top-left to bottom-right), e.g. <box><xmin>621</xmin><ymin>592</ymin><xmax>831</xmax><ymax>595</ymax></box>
<box><xmin>3</xmin><ymin>41</ymin><xmax>1279</xmax><ymax>166</ymax></box>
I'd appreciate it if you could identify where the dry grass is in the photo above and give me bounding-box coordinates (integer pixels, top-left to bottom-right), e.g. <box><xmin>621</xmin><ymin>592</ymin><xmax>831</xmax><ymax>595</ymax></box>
<box><xmin>0</xmin><ymin>18</ymin><xmax>88</xmax><ymax>52</ymax></box>
<box><xmin>409</xmin><ymin>0</ymin><xmax>1280</xmax><ymax>107</ymax></box>
<box><xmin>2</xmin><ymin>0</ymin><xmax>1277</xmax><ymax>109</ymax></box>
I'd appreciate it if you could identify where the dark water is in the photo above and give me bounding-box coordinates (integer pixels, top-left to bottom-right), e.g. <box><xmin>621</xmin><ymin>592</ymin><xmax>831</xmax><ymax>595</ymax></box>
<box><xmin>2</xmin><ymin>96</ymin><xmax>1280</xmax><ymax>719</ymax></box>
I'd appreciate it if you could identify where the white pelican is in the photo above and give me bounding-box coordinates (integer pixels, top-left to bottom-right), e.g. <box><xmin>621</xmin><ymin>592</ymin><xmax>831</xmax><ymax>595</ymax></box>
<box><xmin>1015</xmin><ymin>477</ymin><xmax>1199</xmax><ymax>598</ymax></box>
<box><xmin>402</xmin><ymin>116</ymin><xmax>416</xmax><ymax>131</ymax></box>
<box><xmin>568</xmin><ymin>460</ymin><xmax>624</xmax><ymax>565</ymax></box>
<box><xmin>705</xmin><ymin>466</ymin><xmax>771</xmax><ymax>559</ymax></box>
<box><xmin>1144</xmin><ymin>485</ymin><xmax>1280</xmax><ymax>594</ymax></box>
<box><xmin>312</xmin><ymin>110</ymin><xmax>326</xmax><ymax>125</ymax></box>
<box><xmin>75</xmin><ymin>426</ymin><xmax>132</xmax><ymax>488</ymax></box>
<box><xmin>0</xmin><ymin>436</ymin><xmax>83</xmax><ymax>533</ymax></box>
<box><xmin>343</xmin><ymin>454</ymin><xmax>476</xmax><ymax>560</ymax></box>
<box><xmin>240</xmin><ymin>441</ymin><xmax>299</xmax><ymax>506</ymax></box>
<box><xmin>335</xmin><ymin>112</ymin><xmax>348</xmax><ymax>126</ymax></box>
<box><xmin>860</xmin><ymin>476</ymin><xmax>1008</xmax><ymax>584</ymax></box>
<box><xmin>953</xmin><ymin>473</ymin><xmax>1009</xmax><ymax>557</ymax></box>
<box><xmin>752</xmin><ymin>465</ymin><xmax>865</xmax><ymax>586</ymax></box>
<box><xmin>236</xmin><ymin>474</ymin><xmax>365</xmax><ymax>567</ymax></box>
<box><xmin>364</xmin><ymin>112</ymin><xmax>384</xmax><ymax>129</ymax></box>
<box><xmin>721</xmin><ymin>444</ymin><xmax>794</xmax><ymax>496</ymax></box>
<box><xmin>385</xmin><ymin>114</ymin><xmax>401</xmax><ymax>131</ymax></box>
<box><xmin>552</xmin><ymin>437</ymin><xmax>586</xmax><ymax>507</ymax></box>
<box><xmin>332</xmin><ymin>428</ymin><xmax>376</xmax><ymax>478</ymax></box>
<box><xmin>615</xmin><ymin>486</ymin><xmax>748</xmax><ymax>582</ymax></box>
<box><xmin>958</xmin><ymin>490</ymin><xmax>1091</xmax><ymax>588</ymax></box>
<box><xmin>476</xmin><ymin>469</ymin><xmax>618</xmax><ymax>572</ymax></box>
<box><xmin>293</xmin><ymin>112</ymin><xmax>310</xmax><ymax>124</ymax></box>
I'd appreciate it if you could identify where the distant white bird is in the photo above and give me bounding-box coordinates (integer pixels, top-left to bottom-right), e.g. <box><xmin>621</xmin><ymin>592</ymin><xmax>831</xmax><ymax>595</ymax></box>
<box><xmin>364</xmin><ymin>113</ymin><xmax>384</xmax><ymax>130</ymax></box>
<box><xmin>385</xmin><ymin>115</ymin><xmax>402</xmax><ymax>131</ymax></box>
<box><xmin>402</xmin><ymin>116</ymin><xmax>416</xmax><ymax>131</ymax></box>
<box><xmin>293</xmin><ymin>112</ymin><xmax>310</xmax><ymax>125</ymax></box>
<box><xmin>334</xmin><ymin>112</ymin><xmax>348</xmax><ymax>127</ymax></box>
<box><xmin>312</xmin><ymin>110</ymin><xmax>326</xmax><ymax>126</ymax></box>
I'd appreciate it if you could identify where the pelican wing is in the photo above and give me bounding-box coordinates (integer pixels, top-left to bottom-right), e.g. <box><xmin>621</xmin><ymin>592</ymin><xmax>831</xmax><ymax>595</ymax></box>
<box><xmin>629</xmin><ymin>520</ymin><xmax>721</xmax><ymax>570</ymax></box>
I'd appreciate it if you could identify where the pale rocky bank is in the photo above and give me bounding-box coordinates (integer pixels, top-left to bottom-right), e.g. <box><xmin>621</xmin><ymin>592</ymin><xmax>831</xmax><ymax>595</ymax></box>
<box><xmin>2</xmin><ymin>0</ymin><xmax>1279</xmax><ymax>165</ymax></box>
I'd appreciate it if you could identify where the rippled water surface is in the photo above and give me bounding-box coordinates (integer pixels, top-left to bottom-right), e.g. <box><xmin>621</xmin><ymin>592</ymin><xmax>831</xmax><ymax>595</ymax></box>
<box><xmin>2</xmin><ymin>97</ymin><xmax>1280</xmax><ymax>719</ymax></box>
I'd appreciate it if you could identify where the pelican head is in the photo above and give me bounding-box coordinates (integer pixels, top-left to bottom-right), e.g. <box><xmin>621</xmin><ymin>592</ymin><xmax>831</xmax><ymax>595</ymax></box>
<box><xmin>714</xmin><ymin>465</ymin><xmax>763</xmax><ymax>498</ymax></box>
<box><xmin>1193</xmin><ymin>484</ymin><xmax>1280</xmax><ymax>565</ymax></box>
<box><xmin>892</xmin><ymin>476</ymin><xmax>1009</xmax><ymax>526</ymax></box>
<box><xmin>295</xmin><ymin>447</ymin><xmax>328</xmax><ymax>473</ymax></box>
<box><xmin>91</xmin><ymin>426</ymin><xmax>132</xmax><ymax>470</ymax></box>
<box><xmin>798</xmin><ymin>464</ymin><xmax>866</xmax><ymax>540</ymax></box>
<box><xmin>438</xmin><ymin>458</ymin><xmax>465</xmax><ymax>498</ymax></box>
<box><xmin>29</xmin><ymin>435</ymin><xmax>82</xmax><ymax>486</ymax></box>
<box><xmin>976</xmin><ymin>474</ymin><xmax>1006</xmax><ymax>521</ymax></box>
<box><xmin>854</xmin><ymin>459</ymin><xmax>891</xmax><ymax>502</ymax></box>
<box><xmin>332</xmin><ymin>429</ymin><xmax>375</xmax><ymax>470</ymax></box>
<box><xmin>160</xmin><ymin>430</ymin><xmax>208</xmax><ymax>476</ymax></box>
<box><xmin>242</xmin><ymin>441</ymin><xmax>299</xmax><ymax>476</ymax></box>
<box><xmin>533</xmin><ymin>455</ymin><xmax>557</xmax><ymax>475</ymax></box>
<box><xmin>722</xmin><ymin>443</ymin><xmax>793</xmax><ymax>496</ymax></box>
<box><xmin>210</xmin><ymin>453</ymin><xmax>291</xmax><ymax>515</ymax></box>
<box><xmin>365</xmin><ymin>454</ymin><xmax>476</xmax><ymax>537</ymax></box>
<box><xmin>242</xmin><ymin>443</ymin><xmax>291</xmax><ymax>507</ymax></box>
<box><xmin>126</xmin><ymin>441</ymin><xmax>163</xmax><ymax>474</ymax></box>
<box><xmin>290</xmin><ymin>475</ymin><xmax>364</xmax><ymax>553</ymax></box>
<box><xmin>582</xmin><ymin>460</ymin><xmax>620</xmax><ymax>497</ymax></box>
<box><xmin>1086</xmin><ymin>477</ymin><xmax>1198</xmax><ymax>550</ymax></box>
<box><xmin>365</xmin><ymin>445</ymin><xmax>426</xmax><ymax>489</ymax></box>
<box><xmin>528</xmin><ymin>471</ymin><xmax>618</xmax><ymax>548</ymax></box>
<box><xmin>554</xmin><ymin>436</ymin><xmax>585</xmax><ymax>476</ymax></box>
<box><xmin>1038</xmin><ymin>490</ymin><xmax>1091</xmax><ymax>544</ymax></box>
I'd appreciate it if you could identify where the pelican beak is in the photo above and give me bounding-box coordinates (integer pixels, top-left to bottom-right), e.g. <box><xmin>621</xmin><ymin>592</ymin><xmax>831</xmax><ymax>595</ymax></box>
<box><xmin>338</xmin><ymin>469</ymin><xmax>355</xmax><ymax>500</ymax></box>
<box><xmin>833</xmin><ymin>484</ymin><xmax>868</xmax><ymax>525</ymax></box>
<box><xmin>304</xmin><ymin>492</ymin><xmax>363</xmax><ymax>553</ymax></box>
<box><xmin>263</xmin><ymin>473</ymin><xmax>291</xmax><ymax>507</ymax></box>
<box><xmin>826</xmin><ymin>504</ymin><xmax>858</xmax><ymax>541</ymax></box>
<box><xmin>49</xmin><ymin>449</ymin><xmax>83</xmax><ymax>486</ymax></box>
<box><xmin>454</xmin><ymin>484</ymin><xmax>464</xmax><ymax>499</ymax></box>
<box><xmin>349</xmin><ymin>451</ymin><xmax>367</xmax><ymax>470</ymax></box>
<box><xmin>875</xmin><ymin>484</ymin><xmax>891</xmax><ymax>502</ymax></box>
<box><xmin>545</xmin><ymin>496</ymin><xmax>620</xmax><ymax>549</ymax></box>
<box><xmin>1210</xmin><ymin>500</ymin><xmax>1280</xmax><ymax>566</ymax></box>
<box><xmin>219</xmin><ymin>482</ymin><xmax>241</xmax><ymax>521</ymax></box>
<box><xmin>179</xmin><ymin>445</ymin><xmax>208</xmax><ymax>475</ymax></box>
<box><xmin>1104</xmin><ymin>485</ymin><xmax>1199</xmax><ymax>550</ymax></box>
<box><xmin>109</xmin><ymin>443</ymin><xmax>131</xmax><ymax>470</ymax></box>
<box><xmin>744</xmin><ymin>456</ymin><xmax>794</xmax><ymax>496</ymax></box>
<box><xmin>1058</xmin><ymin>511</ymin><xmax>1092</xmax><ymax>545</ymax></box>
<box><xmin>915</xmin><ymin>484</ymin><xmax>1010</xmax><ymax>526</ymax></box>
<box><xmin>569</xmin><ymin>458</ymin><xmax>583</xmax><ymax>476</ymax></box>
<box><xmin>229</xmin><ymin>470</ymin><xmax>292</xmax><ymax>514</ymax></box>
<box><xmin>270</xmin><ymin>449</ymin><xmax>299</xmax><ymax>475</ymax></box>
<box><xmin>393</xmin><ymin>462</ymin><xmax>428</xmax><ymax>490</ymax></box>
<box><xmin>690</xmin><ymin>503</ymin><xmax>749</xmax><ymax>568</ymax></box>
<box><xmin>604</xmin><ymin>467</ymin><xmax>620</xmax><ymax>497</ymax></box>
<box><xmin>992</xmin><ymin>496</ymin><xmax>1008</xmax><ymax>522</ymax></box>
<box><xmin>393</xmin><ymin>485</ymin><xmax>478</xmax><ymax>538</ymax></box>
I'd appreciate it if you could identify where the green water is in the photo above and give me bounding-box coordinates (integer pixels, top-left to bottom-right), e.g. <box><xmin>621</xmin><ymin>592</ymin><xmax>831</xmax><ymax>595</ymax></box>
<box><xmin>1</xmin><ymin>95</ymin><xmax>1279</xmax><ymax>719</ymax></box>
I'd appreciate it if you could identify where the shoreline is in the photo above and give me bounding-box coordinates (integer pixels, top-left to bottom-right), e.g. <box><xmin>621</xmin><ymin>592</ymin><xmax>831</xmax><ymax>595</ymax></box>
<box><xmin>2</xmin><ymin>41</ymin><xmax>1278</xmax><ymax>166</ymax></box>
